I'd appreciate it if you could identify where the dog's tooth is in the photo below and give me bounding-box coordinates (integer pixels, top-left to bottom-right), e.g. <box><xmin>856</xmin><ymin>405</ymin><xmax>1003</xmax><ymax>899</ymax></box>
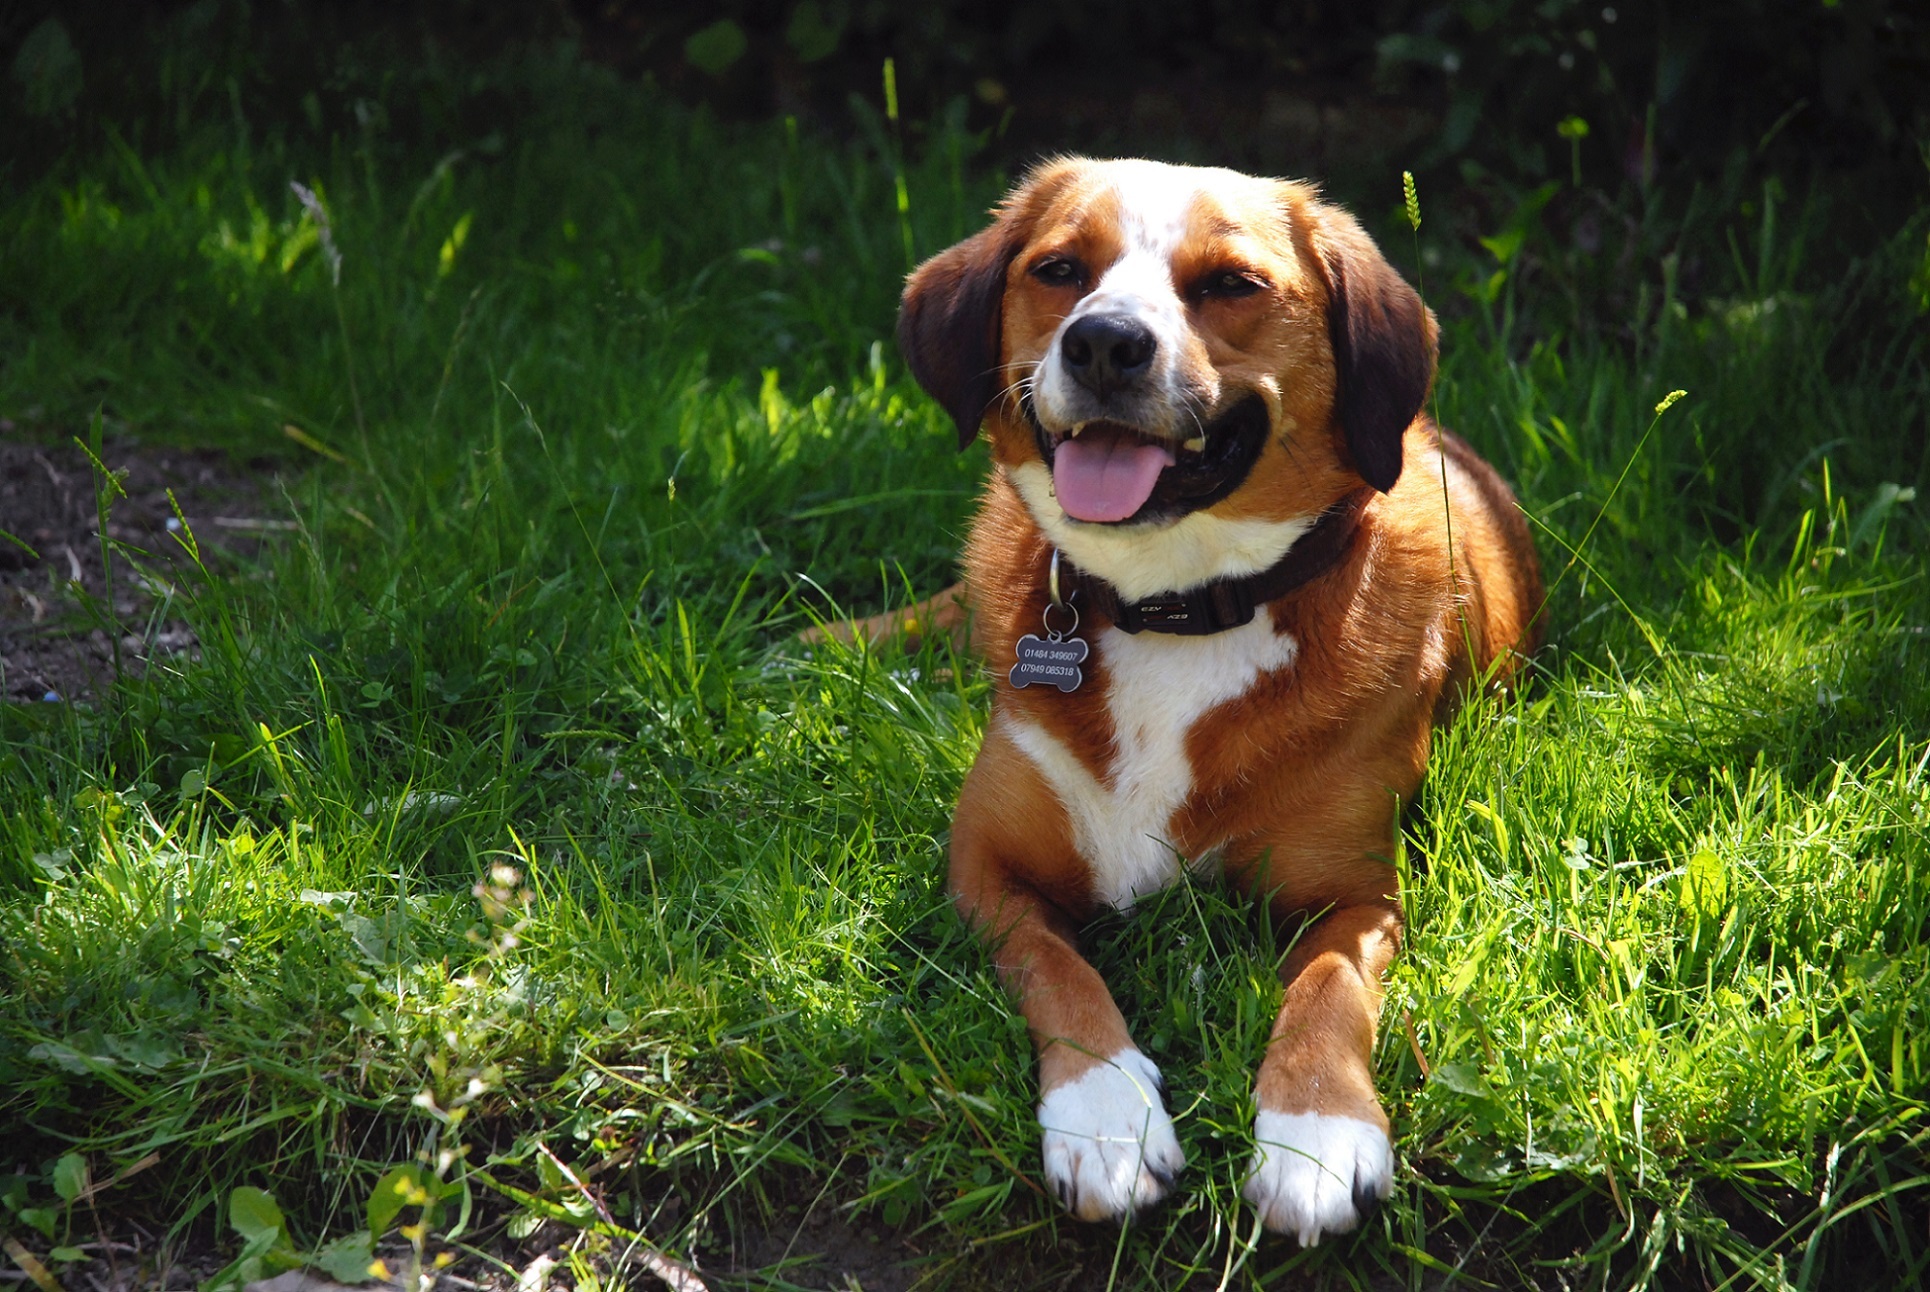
<box><xmin>1183</xmin><ymin>435</ymin><xmax>1207</xmax><ymax>453</ymax></box>
<box><xmin>1068</xmin><ymin>422</ymin><xmax>1087</xmax><ymax>438</ymax></box>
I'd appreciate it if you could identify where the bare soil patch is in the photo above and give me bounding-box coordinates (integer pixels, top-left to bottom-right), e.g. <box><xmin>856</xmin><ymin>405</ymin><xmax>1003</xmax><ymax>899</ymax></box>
<box><xmin>17</xmin><ymin>1207</ymin><xmax>933</xmax><ymax>1292</ymax></box>
<box><xmin>0</xmin><ymin>433</ymin><xmax>291</xmax><ymax>704</ymax></box>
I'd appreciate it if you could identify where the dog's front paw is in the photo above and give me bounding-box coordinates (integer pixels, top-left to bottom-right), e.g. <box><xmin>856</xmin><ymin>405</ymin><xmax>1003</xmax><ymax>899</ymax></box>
<box><xmin>1243</xmin><ymin>1110</ymin><xmax>1393</xmax><ymax>1245</ymax></box>
<box><xmin>1038</xmin><ymin>1049</ymin><xmax>1184</xmax><ymax>1222</ymax></box>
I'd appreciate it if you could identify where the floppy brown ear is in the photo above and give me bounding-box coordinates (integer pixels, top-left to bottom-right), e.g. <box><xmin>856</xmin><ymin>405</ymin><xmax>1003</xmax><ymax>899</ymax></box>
<box><xmin>1315</xmin><ymin>206</ymin><xmax>1438</xmax><ymax>493</ymax></box>
<box><xmin>899</xmin><ymin>157</ymin><xmax>1084</xmax><ymax>449</ymax></box>
<box><xmin>897</xmin><ymin>222</ymin><xmax>1024</xmax><ymax>450</ymax></box>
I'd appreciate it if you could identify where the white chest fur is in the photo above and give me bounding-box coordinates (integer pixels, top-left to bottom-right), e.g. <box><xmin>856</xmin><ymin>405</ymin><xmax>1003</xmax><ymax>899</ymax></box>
<box><xmin>1001</xmin><ymin>613</ymin><xmax>1299</xmax><ymax>909</ymax></box>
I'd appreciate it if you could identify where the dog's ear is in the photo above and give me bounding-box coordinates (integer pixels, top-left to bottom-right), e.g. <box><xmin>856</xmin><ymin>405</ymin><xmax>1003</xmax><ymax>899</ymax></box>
<box><xmin>897</xmin><ymin>221</ymin><xmax>1026</xmax><ymax>450</ymax></box>
<box><xmin>1313</xmin><ymin>205</ymin><xmax>1438</xmax><ymax>493</ymax></box>
<box><xmin>900</xmin><ymin>161</ymin><xmax>1081</xmax><ymax>450</ymax></box>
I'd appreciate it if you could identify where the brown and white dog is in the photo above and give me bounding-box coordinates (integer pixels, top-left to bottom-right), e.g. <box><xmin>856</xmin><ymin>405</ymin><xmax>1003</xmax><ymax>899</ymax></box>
<box><xmin>885</xmin><ymin>158</ymin><xmax>1541</xmax><ymax>1244</ymax></box>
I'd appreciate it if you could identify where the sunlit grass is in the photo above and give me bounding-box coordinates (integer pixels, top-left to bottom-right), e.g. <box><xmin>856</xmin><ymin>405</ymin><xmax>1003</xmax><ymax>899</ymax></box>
<box><xmin>3</xmin><ymin>36</ymin><xmax>1929</xmax><ymax>1292</ymax></box>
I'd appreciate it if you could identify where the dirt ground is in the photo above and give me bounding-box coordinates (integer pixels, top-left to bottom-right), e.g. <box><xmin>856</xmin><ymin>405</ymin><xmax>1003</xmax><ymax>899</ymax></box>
<box><xmin>0</xmin><ymin>431</ymin><xmax>289</xmax><ymax>705</ymax></box>
<box><xmin>16</xmin><ymin>1203</ymin><xmax>971</xmax><ymax>1292</ymax></box>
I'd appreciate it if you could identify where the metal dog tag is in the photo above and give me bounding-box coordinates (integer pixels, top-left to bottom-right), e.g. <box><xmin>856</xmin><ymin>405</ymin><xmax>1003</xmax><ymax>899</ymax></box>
<box><xmin>1012</xmin><ymin>552</ymin><xmax>1088</xmax><ymax>693</ymax></box>
<box><xmin>1011</xmin><ymin>632</ymin><xmax>1088</xmax><ymax>693</ymax></box>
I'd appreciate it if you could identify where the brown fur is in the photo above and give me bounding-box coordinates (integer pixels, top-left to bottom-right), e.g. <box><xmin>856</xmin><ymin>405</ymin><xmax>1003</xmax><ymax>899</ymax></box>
<box><xmin>882</xmin><ymin>159</ymin><xmax>1540</xmax><ymax>1225</ymax></box>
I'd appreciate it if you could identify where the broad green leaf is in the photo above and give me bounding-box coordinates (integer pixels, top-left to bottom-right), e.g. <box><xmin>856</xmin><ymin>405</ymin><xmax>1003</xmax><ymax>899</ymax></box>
<box><xmin>228</xmin><ymin>1186</ymin><xmax>286</xmax><ymax>1245</ymax></box>
<box><xmin>1431</xmin><ymin>1061</ymin><xmax>1490</xmax><ymax>1097</ymax></box>
<box><xmin>368</xmin><ymin>1164</ymin><xmax>427</xmax><ymax>1236</ymax></box>
<box><xmin>52</xmin><ymin>1153</ymin><xmax>87</xmax><ymax>1202</ymax></box>
<box><xmin>313</xmin><ymin>1232</ymin><xmax>377</xmax><ymax>1284</ymax></box>
<box><xmin>1681</xmin><ymin>846</ymin><xmax>1730</xmax><ymax>920</ymax></box>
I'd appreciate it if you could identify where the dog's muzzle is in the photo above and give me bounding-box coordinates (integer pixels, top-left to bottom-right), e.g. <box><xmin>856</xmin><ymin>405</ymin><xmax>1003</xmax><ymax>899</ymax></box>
<box><xmin>1031</xmin><ymin>392</ymin><xmax>1273</xmax><ymax>526</ymax></box>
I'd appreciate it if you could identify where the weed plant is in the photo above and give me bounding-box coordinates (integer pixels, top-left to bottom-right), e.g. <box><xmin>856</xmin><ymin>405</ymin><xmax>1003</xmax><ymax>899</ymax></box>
<box><xmin>2</xmin><ymin>34</ymin><xmax>1929</xmax><ymax>1292</ymax></box>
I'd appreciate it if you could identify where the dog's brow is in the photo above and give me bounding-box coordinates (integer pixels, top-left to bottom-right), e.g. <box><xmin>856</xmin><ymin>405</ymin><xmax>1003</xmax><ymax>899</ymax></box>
<box><xmin>1192</xmin><ymin>213</ymin><xmax>1244</xmax><ymax>242</ymax></box>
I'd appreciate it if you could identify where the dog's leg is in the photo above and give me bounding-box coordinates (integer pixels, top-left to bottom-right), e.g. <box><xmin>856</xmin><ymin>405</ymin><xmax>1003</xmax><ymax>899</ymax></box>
<box><xmin>950</xmin><ymin>737</ymin><xmax>1184</xmax><ymax>1222</ymax></box>
<box><xmin>1242</xmin><ymin>896</ymin><xmax>1402</xmax><ymax>1245</ymax></box>
<box><xmin>989</xmin><ymin>896</ymin><xmax>1185</xmax><ymax>1221</ymax></box>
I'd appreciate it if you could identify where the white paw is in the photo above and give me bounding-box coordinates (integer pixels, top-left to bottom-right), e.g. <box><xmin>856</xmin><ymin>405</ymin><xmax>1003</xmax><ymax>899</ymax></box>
<box><xmin>1244</xmin><ymin>1110</ymin><xmax>1393</xmax><ymax>1245</ymax></box>
<box><xmin>1037</xmin><ymin>1049</ymin><xmax>1184</xmax><ymax>1221</ymax></box>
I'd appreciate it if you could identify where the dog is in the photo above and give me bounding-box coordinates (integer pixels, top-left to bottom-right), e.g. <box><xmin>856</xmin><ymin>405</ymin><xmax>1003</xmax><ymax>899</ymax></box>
<box><xmin>866</xmin><ymin>157</ymin><xmax>1543</xmax><ymax>1244</ymax></box>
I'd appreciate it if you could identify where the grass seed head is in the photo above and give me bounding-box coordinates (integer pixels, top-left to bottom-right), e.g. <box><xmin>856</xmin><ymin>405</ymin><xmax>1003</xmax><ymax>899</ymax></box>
<box><xmin>288</xmin><ymin>180</ymin><xmax>342</xmax><ymax>285</ymax></box>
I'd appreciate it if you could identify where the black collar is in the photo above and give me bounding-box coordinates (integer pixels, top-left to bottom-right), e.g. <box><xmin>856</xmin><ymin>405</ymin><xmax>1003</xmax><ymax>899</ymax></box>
<box><xmin>1059</xmin><ymin>489</ymin><xmax>1372</xmax><ymax>636</ymax></box>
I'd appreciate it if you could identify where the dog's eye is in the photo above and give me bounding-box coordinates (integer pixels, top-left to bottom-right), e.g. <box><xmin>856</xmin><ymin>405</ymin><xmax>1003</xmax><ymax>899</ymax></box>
<box><xmin>1031</xmin><ymin>257</ymin><xmax>1084</xmax><ymax>287</ymax></box>
<box><xmin>1195</xmin><ymin>270</ymin><xmax>1265</xmax><ymax>300</ymax></box>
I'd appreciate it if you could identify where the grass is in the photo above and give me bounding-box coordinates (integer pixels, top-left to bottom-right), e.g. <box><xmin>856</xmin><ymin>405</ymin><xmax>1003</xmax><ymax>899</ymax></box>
<box><xmin>3</xmin><ymin>32</ymin><xmax>1930</xmax><ymax>1291</ymax></box>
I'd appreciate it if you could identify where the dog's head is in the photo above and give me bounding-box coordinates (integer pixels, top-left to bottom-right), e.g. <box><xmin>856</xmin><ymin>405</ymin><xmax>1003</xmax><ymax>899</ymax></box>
<box><xmin>900</xmin><ymin>158</ymin><xmax>1437</xmax><ymax>597</ymax></box>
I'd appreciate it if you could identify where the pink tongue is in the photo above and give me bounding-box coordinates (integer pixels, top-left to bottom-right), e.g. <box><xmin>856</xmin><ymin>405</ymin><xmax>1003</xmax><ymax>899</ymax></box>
<box><xmin>1052</xmin><ymin>435</ymin><xmax>1176</xmax><ymax>522</ymax></box>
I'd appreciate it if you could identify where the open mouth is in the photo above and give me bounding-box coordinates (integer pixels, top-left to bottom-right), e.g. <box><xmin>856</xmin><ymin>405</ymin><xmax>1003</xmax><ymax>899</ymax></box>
<box><xmin>1030</xmin><ymin>392</ymin><xmax>1272</xmax><ymax>525</ymax></box>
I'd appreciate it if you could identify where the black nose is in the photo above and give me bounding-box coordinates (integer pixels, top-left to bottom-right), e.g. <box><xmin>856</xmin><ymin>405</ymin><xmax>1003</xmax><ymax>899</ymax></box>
<box><xmin>1061</xmin><ymin>314</ymin><xmax>1156</xmax><ymax>397</ymax></box>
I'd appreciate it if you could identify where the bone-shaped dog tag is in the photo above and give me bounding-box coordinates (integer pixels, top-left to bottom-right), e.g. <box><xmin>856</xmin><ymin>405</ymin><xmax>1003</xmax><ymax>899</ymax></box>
<box><xmin>1010</xmin><ymin>633</ymin><xmax>1088</xmax><ymax>693</ymax></box>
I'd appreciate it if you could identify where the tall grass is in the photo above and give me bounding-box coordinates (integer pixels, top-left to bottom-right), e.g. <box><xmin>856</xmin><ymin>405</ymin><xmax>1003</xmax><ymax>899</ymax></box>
<box><xmin>3</xmin><ymin>35</ymin><xmax>1928</xmax><ymax>1291</ymax></box>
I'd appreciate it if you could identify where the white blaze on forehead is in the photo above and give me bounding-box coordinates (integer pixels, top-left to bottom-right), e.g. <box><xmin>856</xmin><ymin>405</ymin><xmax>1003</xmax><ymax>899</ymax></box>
<box><xmin>1086</xmin><ymin>160</ymin><xmax>1200</xmax><ymax>310</ymax></box>
<box><xmin>1032</xmin><ymin>162</ymin><xmax>1205</xmax><ymax>436</ymax></box>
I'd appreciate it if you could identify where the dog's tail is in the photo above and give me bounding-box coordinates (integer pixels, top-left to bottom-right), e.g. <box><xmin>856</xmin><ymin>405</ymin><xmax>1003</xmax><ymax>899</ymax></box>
<box><xmin>798</xmin><ymin>581</ymin><xmax>972</xmax><ymax>654</ymax></box>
